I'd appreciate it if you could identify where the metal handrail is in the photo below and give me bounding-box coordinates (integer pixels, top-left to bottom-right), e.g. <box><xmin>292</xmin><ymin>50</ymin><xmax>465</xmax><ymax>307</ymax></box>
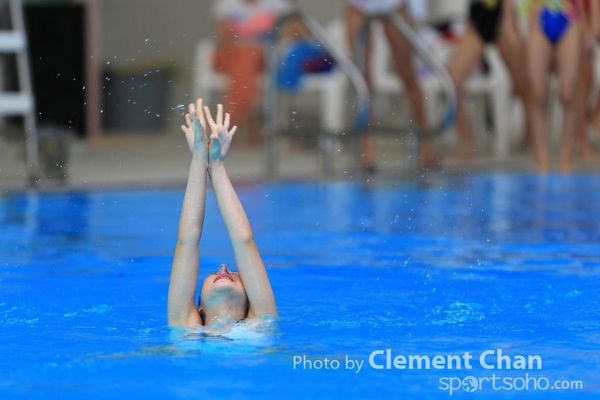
<box><xmin>5</xmin><ymin>0</ymin><xmax>39</xmax><ymax>183</ymax></box>
<box><xmin>264</xmin><ymin>10</ymin><xmax>371</xmax><ymax>176</ymax></box>
<box><xmin>355</xmin><ymin>12</ymin><xmax>457</xmax><ymax>138</ymax></box>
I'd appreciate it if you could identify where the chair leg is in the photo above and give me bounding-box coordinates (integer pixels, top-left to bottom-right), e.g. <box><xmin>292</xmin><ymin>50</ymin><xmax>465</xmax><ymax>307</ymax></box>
<box><xmin>266</xmin><ymin>133</ymin><xmax>278</xmax><ymax>179</ymax></box>
<box><xmin>24</xmin><ymin>113</ymin><xmax>40</xmax><ymax>184</ymax></box>
<box><xmin>320</xmin><ymin>134</ymin><xmax>334</xmax><ymax>178</ymax></box>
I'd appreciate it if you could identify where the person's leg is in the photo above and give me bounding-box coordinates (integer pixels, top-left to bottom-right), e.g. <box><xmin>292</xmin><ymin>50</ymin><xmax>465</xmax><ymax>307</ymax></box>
<box><xmin>346</xmin><ymin>5</ymin><xmax>376</xmax><ymax>170</ymax></box>
<box><xmin>590</xmin><ymin>0</ymin><xmax>600</xmax><ymax>141</ymax></box>
<box><xmin>592</xmin><ymin>90</ymin><xmax>600</xmax><ymax>140</ymax></box>
<box><xmin>496</xmin><ymin>12</ymin><xmax>533</xmax><ymax>150</ymax></box>
<box><xmin>446</xmin><ymin>24</ymin><xmax>486</xmax><ymax>159</ymax></box>
<box><xmin>384</xmin><ymin>5</ymin><xmax>436</xmax><ymax>167</ymax></box>
<box><xmin>588</xmin><ymin>47</ymin><xmax>600</xmax><ymax>144</ymax></box>
<box><xmin>555</xmin><ymin>20</ymin><xmax>584</xmax><ymax>172</ymax></box>
<box><xmin>574</xmin><ymin>43</ymin><xmax>597</xmax><ymax>160</ymax></box>
<box><xmin>526</xmin><ymin>13</ymin><xmax>553</xmax><ymax>172</ymax></box>
<box><xmin>384</xmin><ymin>5</ymin><xmax>426</xmax><ymax>128</ymax></box>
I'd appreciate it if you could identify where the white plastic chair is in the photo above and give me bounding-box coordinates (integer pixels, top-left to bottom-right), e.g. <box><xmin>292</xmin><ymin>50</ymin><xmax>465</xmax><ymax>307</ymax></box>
<box><xmin>192</xmin><ymin>38</ymin><xmax>343</xmax><ymax>133</ymax></box>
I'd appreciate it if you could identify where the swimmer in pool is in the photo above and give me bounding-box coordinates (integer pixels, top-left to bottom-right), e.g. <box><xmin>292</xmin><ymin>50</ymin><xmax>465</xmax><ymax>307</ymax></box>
<box><xmin>167</xmin><ymin>99</ymin><xmax>278</xmax><ymax>328</ymax></box>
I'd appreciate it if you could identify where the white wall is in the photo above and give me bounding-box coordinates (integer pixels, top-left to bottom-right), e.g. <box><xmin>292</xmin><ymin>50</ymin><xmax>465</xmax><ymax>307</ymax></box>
<box><xmin>100</xmin><ymin>0</ymin><xmax>467</xmax><ymax>70</ymax></box>
<box><xmin>98</xmin><ymin>0</ymin><xmax>467</xmax><ymax>124</ymax></box>
<box><xmin>100</xmin><ymin>0</ymin><xmax>344</xmax><ymax>70</ymax></box>
<box><xmin>100</xmin><ymin>0</ymin><xmax>347</xmax><ymax>117</ymax></box>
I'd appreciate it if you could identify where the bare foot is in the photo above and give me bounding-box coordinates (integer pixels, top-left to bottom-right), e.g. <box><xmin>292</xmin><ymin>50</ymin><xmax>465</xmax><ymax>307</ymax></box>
<box><xmin>578</xmin><ymin>145</ymin><xmax>598</xmax><ymax>162</ymax></box>
<box><xmin>559</xmin><ymin>154</ymin><xmax>573</xmax><ymax>174</ymax></box>
<box><xmin>359</xmin><ymin>133</ymin><xmax>377</xmax><ymax>174</ymax></box>
<box><xmin>536</xmin><ymin>154</ymin><xmax>551</xmax><ymax>173</ymax></box>
<box><xmin>593</xmin><ymin>115</ymin><xmax>600</xmax><ymax>140</ymax></box>
<box><xmin>418</xmin><ymin>139</ymin><xmax>439</xmax><ymax>169</ymax></box>
<box><xmin>445</xmin><ymin>147</ymin><xmax>475</xmax><ymax>164</ymax></box>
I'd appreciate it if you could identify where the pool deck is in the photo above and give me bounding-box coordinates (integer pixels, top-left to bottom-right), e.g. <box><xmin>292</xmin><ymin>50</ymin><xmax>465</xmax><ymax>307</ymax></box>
<box><xmin>1</xmin><ymin>128</ymin><xmax>599</xmax><ymax>192</ymax></box>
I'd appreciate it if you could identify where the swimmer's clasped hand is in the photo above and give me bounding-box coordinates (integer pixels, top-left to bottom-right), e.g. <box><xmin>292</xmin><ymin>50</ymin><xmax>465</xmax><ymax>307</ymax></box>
<box><xmin>181</xmin><ymin>98</ymin><xmax>209</xmax><ymax>160</ymax></box>
<box><xmin>203</xmin><ymin>103</ymin><xmax>237</xmax><ymax>164</ymax></box>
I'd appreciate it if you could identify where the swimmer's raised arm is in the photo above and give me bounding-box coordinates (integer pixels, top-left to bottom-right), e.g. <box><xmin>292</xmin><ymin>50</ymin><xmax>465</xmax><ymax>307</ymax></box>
<box><xmin>168</xmin><ymin>99</ymin><xmax>209</xmax><ymax>327</ymax></box>
<box><xmin>204</xmin><ymin>104</ymin><xmax>278</xmax><ymax>319</ymax></box>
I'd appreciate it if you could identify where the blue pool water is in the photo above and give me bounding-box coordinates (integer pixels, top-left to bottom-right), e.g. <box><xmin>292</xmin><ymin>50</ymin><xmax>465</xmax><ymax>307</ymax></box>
<box><xmin>1</xmin><ymin>173</ymin><xmax>599</xmax><ymax>399</ymax></box>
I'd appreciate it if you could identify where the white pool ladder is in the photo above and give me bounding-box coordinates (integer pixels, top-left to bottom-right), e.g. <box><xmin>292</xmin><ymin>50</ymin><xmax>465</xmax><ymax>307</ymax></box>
<box><xmin>0</xmin><ymin>0</ymin><xmax>38</xmax><ymax>183</ymax></box>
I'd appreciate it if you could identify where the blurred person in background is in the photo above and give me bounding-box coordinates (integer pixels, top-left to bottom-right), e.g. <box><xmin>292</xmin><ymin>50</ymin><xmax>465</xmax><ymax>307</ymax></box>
<box><xmin>574</xmin><ymin>0</ymin><xmax>599</xmax><ymax>161</ymax></box>
<box><xmin>212</xmin><ymin>0</ymin><xmax>294</xmax><ymax>144</ymax></box>
<box><xmin>526</xmin><ymin>0</ymin><xmax>586</xmax><ymax>172</ymax></box>
<box><xmin>346</xmin><ymin>0</ymin><xmax>438</xmax><ymax>172</ymax></box>
<box><xmin>447</xmin><ymin>0</ymin><xmax>532</xmax><ymax>162</ymax></box>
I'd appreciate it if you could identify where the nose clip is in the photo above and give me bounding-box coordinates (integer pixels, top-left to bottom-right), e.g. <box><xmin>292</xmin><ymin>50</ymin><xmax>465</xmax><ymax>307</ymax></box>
<box><xmin>219</xmin><ymin>264</ymin><xmax>230</xmax><ymax>274</ymax></box>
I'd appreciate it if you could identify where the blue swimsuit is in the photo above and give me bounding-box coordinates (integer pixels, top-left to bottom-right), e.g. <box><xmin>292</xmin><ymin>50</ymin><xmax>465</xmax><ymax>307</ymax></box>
<box><xmin>538</xmin><ymin>0</ymin><xmax>579</xmax><ymax>45</ymax></box>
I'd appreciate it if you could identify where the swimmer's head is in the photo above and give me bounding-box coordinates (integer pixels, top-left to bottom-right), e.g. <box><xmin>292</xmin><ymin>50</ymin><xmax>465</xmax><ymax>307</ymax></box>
<box><xmin>198</xmin><ymin>264</ymin><xmax>249</xmax><ymax>324</ymax></box>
